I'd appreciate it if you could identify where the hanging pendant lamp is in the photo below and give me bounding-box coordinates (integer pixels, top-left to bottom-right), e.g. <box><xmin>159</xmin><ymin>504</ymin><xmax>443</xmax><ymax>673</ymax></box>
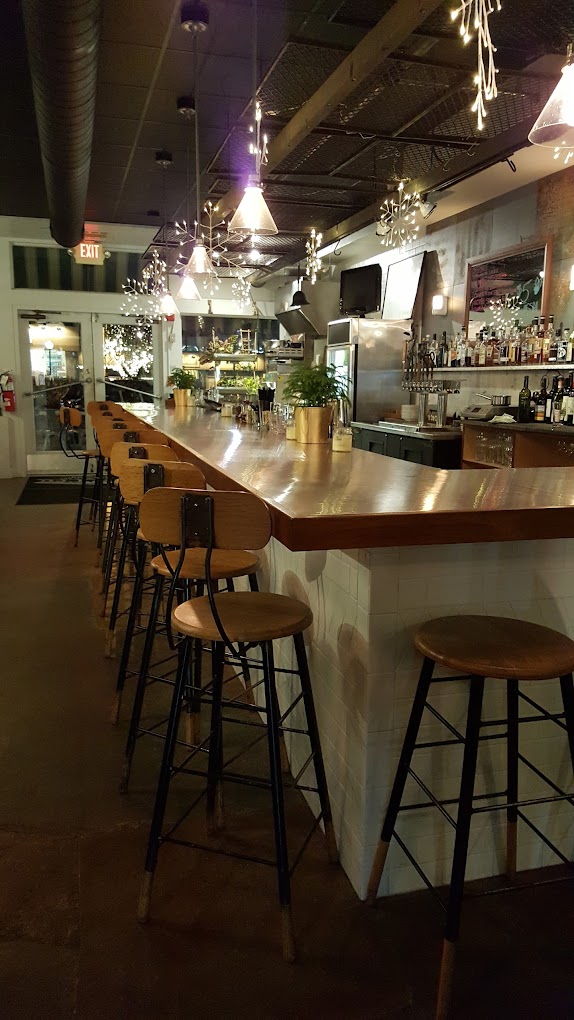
<box><xmin>529</xmin><ymin>45</ymin><xmax>574</xmax><ymax>158</ymax></box>
<box><xmin>228</xmin><ymin>0</ymin><xmax>277</xmax><ymax>236</ymax></box>
<box><xmin>291</xmin><ymin>265</ymin><xmax>309</xmax><ymax>307</ymax></box>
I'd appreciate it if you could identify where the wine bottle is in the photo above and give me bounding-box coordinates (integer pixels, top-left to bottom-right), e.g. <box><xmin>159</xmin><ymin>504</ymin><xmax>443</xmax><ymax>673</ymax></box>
<box><xmin>518</xmin><ymin>375</ymin><xmax>531</xmax><ymax>423</ymax></box>
<box><xmin>544</xmin><ymin>376</ymin><xmax>557</xmax><ymax>424</ymax></box>
<box><xmin>552</xmin><ymin>377</ymin><xmax>565</xmax><ymax>423</ymax></box>
<box><xmin>536</xmin><ymin>379</ymin><xmax>547</xmax><ymax>423</ymax></box>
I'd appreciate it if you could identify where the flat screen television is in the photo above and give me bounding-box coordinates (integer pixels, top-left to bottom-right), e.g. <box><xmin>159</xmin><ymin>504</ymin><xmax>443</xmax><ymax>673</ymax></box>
<box><xmin>339</xmin><ymin>264</ymin><xmax>382</xmax><ymax>316</ymax></box>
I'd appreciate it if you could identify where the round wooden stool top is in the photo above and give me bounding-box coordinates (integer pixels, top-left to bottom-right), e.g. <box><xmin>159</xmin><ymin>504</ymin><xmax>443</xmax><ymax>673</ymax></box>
<box><xmin>414</xmin><ymin>615</ymin><xmax>574</xmax><ymax>682</ymax></box>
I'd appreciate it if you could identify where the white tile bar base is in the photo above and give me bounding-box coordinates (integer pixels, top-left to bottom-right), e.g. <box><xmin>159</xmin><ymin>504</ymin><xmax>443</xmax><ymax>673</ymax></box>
<box><xmin>246</xmin><ymin>537</ymin><xmax>574</xmax><ymax>900</ymax></box>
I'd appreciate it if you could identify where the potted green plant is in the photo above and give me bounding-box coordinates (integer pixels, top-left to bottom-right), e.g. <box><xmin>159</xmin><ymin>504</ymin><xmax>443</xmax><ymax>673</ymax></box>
<box><xmin>168</xmin><ymin>367</ymin><xmax>202</xmax><ymax>408</ymax></box>
<box><xmin>283</xmin><ymin>364</ymin><xmax>348</xmax><ymax>444</ymax></box>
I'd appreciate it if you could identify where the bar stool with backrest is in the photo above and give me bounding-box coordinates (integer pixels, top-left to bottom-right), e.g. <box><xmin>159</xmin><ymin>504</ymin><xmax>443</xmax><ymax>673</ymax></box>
<box><xmin>58</xmin><ymin>406</ymin><xmax>101</xmax><ymax>546</ymax></box>
<box><xmin>112</xmin><ymin>458</ymin><xmax>208</xmax><ymax>723</ymax></box>
<box><xmin>98</xmin><ymin>434</ymin><xmax>173</xmax><ymax>599</ymax></box>
<box><xmin>102</xmin><ymin>443</ymin><xmax>180</xmax><ymax>655</ymax></box>
<box><xmin>135</xmin><ymin>486</ymin><xmax>338</xmax><ymax>961</ymax></box>
<box><xmin>116</xmin><ymin>480</ymin><xmax>259</xmax><ymax>747</ymax></box>
<box><xmin>366</xmin><ymin>614</ymin><xmax>574</xmax><ymax>1018</ymax></box>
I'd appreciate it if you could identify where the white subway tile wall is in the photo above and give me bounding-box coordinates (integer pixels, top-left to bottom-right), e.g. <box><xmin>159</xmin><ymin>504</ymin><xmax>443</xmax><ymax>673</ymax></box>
<box><xmin>257</xmin><ymin>536</ymin><xmax>574</xmax><ymax>900</ymax></box>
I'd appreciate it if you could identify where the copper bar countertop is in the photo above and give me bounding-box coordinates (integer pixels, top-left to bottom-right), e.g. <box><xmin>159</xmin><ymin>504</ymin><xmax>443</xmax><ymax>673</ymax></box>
<box><xmin>126</xmin><ymin>405</ymin><xmax>574</xmax><ymax>551</ymax></box>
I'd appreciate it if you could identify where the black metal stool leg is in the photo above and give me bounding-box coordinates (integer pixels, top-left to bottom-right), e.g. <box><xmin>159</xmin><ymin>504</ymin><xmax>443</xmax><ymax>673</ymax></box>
<box><xmin>261</xmin><ymin>640</ymin><xmax>295</xmax><ymax>962</ymax></box>
<box><xmin>367</xmin><ymin>655</ymin><xmax>435</xmax><ymax>904</ymax></box>
<box><xmin>248</xmin><ymin>572</ymin><xmax>259</xmax><ymax>591</ymax></box>
<box><xmin>559</xmin><ymin>674</ymin><xmax>574</xmax><ymax>774</ymax></box>
<box><xmin>74</xmin><ymin>454</ymin><xmax>90</xmax><ymax>547</ymax></box>
<box><xmin>225</xmin><ymin>577</ymin><xmax>254</xmax><ymax>705</ymax></box>
<box><xmin>101</xmin><ymin>490</ymin><xmax>120</xmax><ymax>603</ymax></box>
<box><xmin>293</xmin><ymin>630</ymin><xmax>338</xmax><ymax>864</ymax></box>
<box><xmin>206</xmin><ymin>642</ymin><xmax>225</xmax><ymax>834</ymax></box>
<box><xmin>138</xmin><ymin>636</ymin><xmax>191</xmax><ymax>922</ymax></box>
<box><xmin>120</xmin><ymin>574</ymin><xmax>164</xmax><ymax>793</ymax></box>
<box><xmin>436</xmin><ymin>676</ymin><xmax>484</xmax><ymax>1020</ymax></box>
<box><xmin>97</xmin><ymin>459</ymin><xmax>110</xmax><ymax>551</ymax></box>
<box><xmin>112</xmin><ymin>538</ymin><xmax>147</xmax><ymax>724</ymax></box>
<box><xmin>506</xmin><ymin>679</ymin><xmax>519</xmax><ymax>879</ymax></box>
<box><xmin>105</xmin><ymin>505</ymin><xmax>135</xmax><ymax>657</ymax></box>
<box><xmin>90</xmin><ymin>453</ymin><xmax>102</xmax><ymax>524</ymax></box>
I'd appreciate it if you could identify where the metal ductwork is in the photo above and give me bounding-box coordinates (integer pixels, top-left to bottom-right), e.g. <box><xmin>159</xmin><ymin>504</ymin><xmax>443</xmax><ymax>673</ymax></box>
<box><xmin>21</xmin><ymin>0</ymin><xmax>102</xmax><ymax>248</ymax></box>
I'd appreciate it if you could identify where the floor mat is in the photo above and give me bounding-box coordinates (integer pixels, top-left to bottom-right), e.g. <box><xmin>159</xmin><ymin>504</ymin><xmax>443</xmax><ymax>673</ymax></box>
<box><xmin>16</xmin><ymin>475</ymin><xmax>84</xmax><ymax>505</ymax></box>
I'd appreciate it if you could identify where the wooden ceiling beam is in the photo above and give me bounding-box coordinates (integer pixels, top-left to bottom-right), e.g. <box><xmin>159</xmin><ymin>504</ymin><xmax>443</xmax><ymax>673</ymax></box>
<box><xmin>216</xmin><ymin>0</ymin><xmax>446</xmax><ymax>217</ymax></box>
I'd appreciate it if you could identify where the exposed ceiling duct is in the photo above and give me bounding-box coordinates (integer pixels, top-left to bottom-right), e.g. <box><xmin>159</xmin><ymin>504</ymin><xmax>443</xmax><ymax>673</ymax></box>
<box><xmin>21</xmin><ymin>0</ymin><xmax>102</xmax><ymax>248</ymax></box>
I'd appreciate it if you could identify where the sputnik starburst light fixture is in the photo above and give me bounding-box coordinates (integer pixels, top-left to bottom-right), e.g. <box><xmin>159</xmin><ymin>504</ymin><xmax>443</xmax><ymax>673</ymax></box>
<box><xmin>529</xmin><ymin>44</ymin><xmax>574</xmax><ymax>166</ymax></box>
<box><xmin>305</xmin><ymin>228</ymin><xmax>322</xmax><ymax>285</ymax></box>
<box><xmin>450</xmin><ymin>0</ymin><xmax>501</xmax><ymax>130</ymax></box>
<box><xmin>377</xmin><ymin>183</ymin><xmax>420</xmax><ymax>249</ymax></box>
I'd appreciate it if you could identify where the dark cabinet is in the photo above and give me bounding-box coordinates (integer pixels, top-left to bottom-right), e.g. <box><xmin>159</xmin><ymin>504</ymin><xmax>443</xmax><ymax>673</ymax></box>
<box><xmin>353</xmin><ymin>426</ymin><xmax>461</xmax><ymax>468</ymax></box>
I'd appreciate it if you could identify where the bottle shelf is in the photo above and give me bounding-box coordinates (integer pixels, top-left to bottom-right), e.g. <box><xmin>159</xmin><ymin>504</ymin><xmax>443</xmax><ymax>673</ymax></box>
<box><xmin>432</xmin><ymin>364</ymin><xmax>574</xmax><ymax>372</ymax></box>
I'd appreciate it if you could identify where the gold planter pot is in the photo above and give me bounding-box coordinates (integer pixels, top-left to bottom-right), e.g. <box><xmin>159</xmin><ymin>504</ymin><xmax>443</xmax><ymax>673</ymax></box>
<box><xmin>173</xmin><ymin>388</ymin><xmax>196</xmax><ymax>407</ymax></box>
<box><xmin>294</xmin><ymin>405</ymin><xmax>333</xmax><ymax>444</ymax></box>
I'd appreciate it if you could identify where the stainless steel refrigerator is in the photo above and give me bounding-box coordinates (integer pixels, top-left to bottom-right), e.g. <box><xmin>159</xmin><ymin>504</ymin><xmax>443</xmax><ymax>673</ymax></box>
<box><xmin>326</xmin><ymin>317</ymin><xmax>408</xmax><ymax>424</ymax></box>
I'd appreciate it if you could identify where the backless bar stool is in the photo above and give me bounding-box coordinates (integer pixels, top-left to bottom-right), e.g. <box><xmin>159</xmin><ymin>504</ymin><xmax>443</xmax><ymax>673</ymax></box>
<box><xmin>58</xmin><ymin>406</ymin><xmax>100</xmax><ymax>546</ymax></box>
<box><xmin>118</xmin><ymin>485</ymin><xmax>259</xmax><ymax>769</ymax></box>
<box><xmin>136</xmin><ymin>487</ymin><xmax>338</xmax><ymax>961</ymax></box>
<box><xmin>366</xmin><ymin>615</ymin><xmax>574</xmax><ymax>1018</ymax></box>
<box><xmin>103</xmin><ymin>444</ymin><xmax>180</xmax><ymax>655</ymax></box>
<box><xmin>112</xmin><ymin>460</ymin><xmax>207</xmax><ymax>723</ymax></box>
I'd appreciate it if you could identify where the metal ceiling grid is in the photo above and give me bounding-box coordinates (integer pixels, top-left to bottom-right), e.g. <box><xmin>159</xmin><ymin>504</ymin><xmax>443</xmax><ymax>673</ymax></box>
<box><xmin>324</xmin><ymin>58</ymin><xmax>461</xmax><ymax>137</ymax></box>
<box><xmin>259</xmin><ymin>41</ymin><xmax>346</xmax><ymax>119</ymax></box>
<box><xmin>423</xmin><ymin>74</ymin><xmax>554</xmax><ymax>141</ymax></box>
<box><xmin>272</xmin><ymin>131</ymin><xmax>367</xmax><ymax>175</ymax></box>
<box><xmin>329</xmin><ymin>0</ymin><xmax>397</xmax><ymax>26</ymax></box>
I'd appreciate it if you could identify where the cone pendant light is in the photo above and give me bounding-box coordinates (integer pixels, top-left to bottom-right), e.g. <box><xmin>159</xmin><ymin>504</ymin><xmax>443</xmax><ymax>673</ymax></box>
<box><xmin>529</xmin><ymin>45</ymin><xmax>574</xmax><ymax>158</ymax></box>
<box><xmin>229</xmin><ymin>0</ymin><xmax>277</xmax><ymax>236</ymax></box>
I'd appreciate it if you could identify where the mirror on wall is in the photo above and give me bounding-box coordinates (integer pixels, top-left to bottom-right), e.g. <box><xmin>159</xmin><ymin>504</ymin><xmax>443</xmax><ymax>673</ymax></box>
<box><xmin>465</xmin><ymin>240</ymin><xmax>551</xmax><ymax>337</ymax></box>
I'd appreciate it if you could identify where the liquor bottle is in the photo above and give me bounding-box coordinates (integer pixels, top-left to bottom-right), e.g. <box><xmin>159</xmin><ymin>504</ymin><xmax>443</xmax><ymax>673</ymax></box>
<box><xmin>533</xmin><ymin>329</ymin><xmax>542</xmax><ymax>365</ymax></box>
<box><xmin>518</xmin><ymin>375</ymin><xmax>531</xmax><ymax>423</ymax></box>
<box><xmin>552</xmin><ymin>377</ymin><xmax>565</xmax><ymax>423</ymax></box>
<box><xmin>556</xmin><ymin>322</ymin><xmax>567</xmax><ymax>364</ymax></box>
<box><xmin>542</xmin><ymin>315</ymin><xmax>551</xmax><ymax>363</ymax></box>
<box><xmin>523</xmin><ymin>323</ymin><xmax>533</xmax><ymax>365</ymax></box>
<box><xmin>548</xmin><ymin>316</ymin><xmax>558</xmax><ymax>362</ymax></box>
<box><xmin>535</xmin><ymin>378</ymin><xmax>547</xmax><ymax>423</ymax></box>
<box><xmin>544</xmin><ymin>376</ymin><xmax>557</xmax><ymax>424</ymax></box>
<box><xmin>565</xmin><ymin>375</ymin><xmax>574</xmax><ymax>426</ymax></box>
<box><xmin>477</xmin><ymin>334</ymin><xmax>486</xmax><ymax>367</ymax></box>
<box><xmin>441</xmin><ymin>331</ymin><xmax>449</xmax><ymax>368</ymax></box>
<box><xmin>485</xmin><ymin>331</ymin><xmax>494</xmax><ymax>366</ymax></box>
<box><xmin>450</xmin><ymin>334</ymin><xmax>457</xmax><ymax>367</ymax></box>
<box><xmin>565</xmin><ymin>326</ymin><xmax>573</xmax><ymax>363</ymax></box>
<box><xmin>498</xmin><ymin>327</ymin><xmax>509</xmax><ymax>365</ymax></box>
<box><xmin>530</xmin><ymin>388</ymin><xmax>538</xmax><ymax>422</ymax></box>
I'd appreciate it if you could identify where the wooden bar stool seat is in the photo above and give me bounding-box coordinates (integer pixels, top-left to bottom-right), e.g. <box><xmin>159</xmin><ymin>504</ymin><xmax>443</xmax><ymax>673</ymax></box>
<box><xmin>150</xmin><ymin>548</ymin><xmax>259</xmax><ymax>582</ymax></box>
<box><xmin>367</xmin><ymin>613</ymin><xmax>574</xmax><ymax>1019</ymax></box>
<box><xmin>173</xmin><ymin>591</ymin><xmax>312</xmax><ymax>643</ymax></box>
<box><xmin>415</xmin><ymin>615</ymin><xmax>574</xmax><ymax>681</ymax></box>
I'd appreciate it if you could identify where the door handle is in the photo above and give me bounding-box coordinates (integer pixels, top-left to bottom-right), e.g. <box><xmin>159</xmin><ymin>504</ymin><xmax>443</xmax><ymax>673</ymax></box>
<box><xmin>84</xmin><ymin>376</ymin><xmax>93</xmax><ymax>384</ymax></box>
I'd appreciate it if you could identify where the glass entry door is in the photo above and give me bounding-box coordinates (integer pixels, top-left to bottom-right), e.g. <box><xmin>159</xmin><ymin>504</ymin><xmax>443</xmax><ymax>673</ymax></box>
<box><xmin>19</xmin><ymin>311</ymin><xmax>104</xmax><ymax>473</ymax></box>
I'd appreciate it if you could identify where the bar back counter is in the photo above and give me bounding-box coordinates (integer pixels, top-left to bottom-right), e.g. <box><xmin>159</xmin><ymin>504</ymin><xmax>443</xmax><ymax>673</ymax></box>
<box><xmin>124</xmin><ymin>405</ymin><xmax>574</xmax><ymax>898</ymax></box>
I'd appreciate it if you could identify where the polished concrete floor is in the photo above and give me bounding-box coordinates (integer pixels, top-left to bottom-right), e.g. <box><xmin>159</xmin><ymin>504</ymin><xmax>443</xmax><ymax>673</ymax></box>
<box><xmin>0</xmin><ymin>476</ymin><xmax>573</xmax><ymax>1019</ymax></box>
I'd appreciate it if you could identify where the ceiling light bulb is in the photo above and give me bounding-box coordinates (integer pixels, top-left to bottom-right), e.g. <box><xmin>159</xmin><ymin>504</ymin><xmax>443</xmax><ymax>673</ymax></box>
<box><xmin>44</xmin><ymin>340</ymin><xmax>54</xmax><ymax>350</ymax></box>
<box><xmin>228</xmin><ymin>175</ymin><xmax>278</xmax><ymax>236</ymax></box>
<box><xmin>179</xmin><ymin>274</ymin><xmax>201</xmax><ymax>299</ymax></box>
<box><xmin>161</xmin><ymin>292</ymin><xmax>176</xmax><ymax>315</ymax></box>
<box><xmin>186</xmin><ymin>243</ymin><xmax>214</xmax><ymax>276</ymax></box>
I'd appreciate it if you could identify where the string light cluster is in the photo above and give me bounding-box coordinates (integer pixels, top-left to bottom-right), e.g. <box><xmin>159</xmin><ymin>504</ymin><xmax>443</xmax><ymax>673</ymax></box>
<box><xmin>450</xmin><ymin>0</ymin><xmax>501</xmax><ymax>131</ymax></box>
<box><xmin>176</xmin><ymin>201</ymin><xmax>257</xmax><ymax>301</ymax></box>
<box><xmin>103</xmin><ymin>323</ymin><xmax>153</xmax><ymax>378</ymax></box>
<box><xmin>378</xmin><ymin>183</ymin><xmax>421</xmax><ymax>248</ymax></box>
<box><xmin>120</xmin><ymin>249</ymin><xmax>170</xmax><ymax>324</ymax></box>
<box><xmin>305</xmin><ymin>228</ymin><xmax>323</xmax><ymax>284</ymax></box>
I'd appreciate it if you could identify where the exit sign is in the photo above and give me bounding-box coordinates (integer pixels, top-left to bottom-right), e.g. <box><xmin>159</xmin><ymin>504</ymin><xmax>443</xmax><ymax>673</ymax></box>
<box><xmin>71</xmin><ymin>241</ymin><xmax>106</xmax><ymax>265</ymax></box>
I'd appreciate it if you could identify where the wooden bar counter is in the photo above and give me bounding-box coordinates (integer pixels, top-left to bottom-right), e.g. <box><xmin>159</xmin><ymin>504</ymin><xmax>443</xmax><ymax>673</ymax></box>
<box><xmin>123</xmin><ymin>404</ymin><xmax>574</xmax><ymax>900</ymax></box>
<box><xmin>130</xmin><ymin>406</ymin><xmax>574</xmax><ymax>549</ymax></box>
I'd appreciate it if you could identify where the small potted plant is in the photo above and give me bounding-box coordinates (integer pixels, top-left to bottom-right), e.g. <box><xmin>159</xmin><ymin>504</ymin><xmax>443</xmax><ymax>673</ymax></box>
<box><xmin>283</xmin><ymin>364</ymin><xmax>348</xmax><ymax>444</ymax></box>
<box><xmin>168</xmin><ymin>367</ymin><xmax>202</xmax><ymax>407</ymax></box>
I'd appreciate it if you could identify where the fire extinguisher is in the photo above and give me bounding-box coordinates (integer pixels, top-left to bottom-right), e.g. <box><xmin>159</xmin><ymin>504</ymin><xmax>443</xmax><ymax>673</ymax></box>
<box><xmin>0</xmin><ymin>373</ymin><xmax>16</xmax><ymax>413</ymax></box>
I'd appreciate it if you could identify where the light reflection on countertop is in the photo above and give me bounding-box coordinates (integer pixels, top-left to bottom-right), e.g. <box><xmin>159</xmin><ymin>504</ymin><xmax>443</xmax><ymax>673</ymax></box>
<box><xmin>122</xmin><ymin>405</ymin><xmax>574</xmax><ymax>549</ymax></box>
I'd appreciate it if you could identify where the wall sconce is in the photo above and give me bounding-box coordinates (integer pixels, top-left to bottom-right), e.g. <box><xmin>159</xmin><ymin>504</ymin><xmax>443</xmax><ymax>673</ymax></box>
<box><xmin>431</xmin><ymin>293</ymin><xmax>448</xmax><ymax>315</ymax></box>
<box><xmin>570</xmin><ymin>264</ymin><xmax>574</xmax><ymax>291</ymax></box>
